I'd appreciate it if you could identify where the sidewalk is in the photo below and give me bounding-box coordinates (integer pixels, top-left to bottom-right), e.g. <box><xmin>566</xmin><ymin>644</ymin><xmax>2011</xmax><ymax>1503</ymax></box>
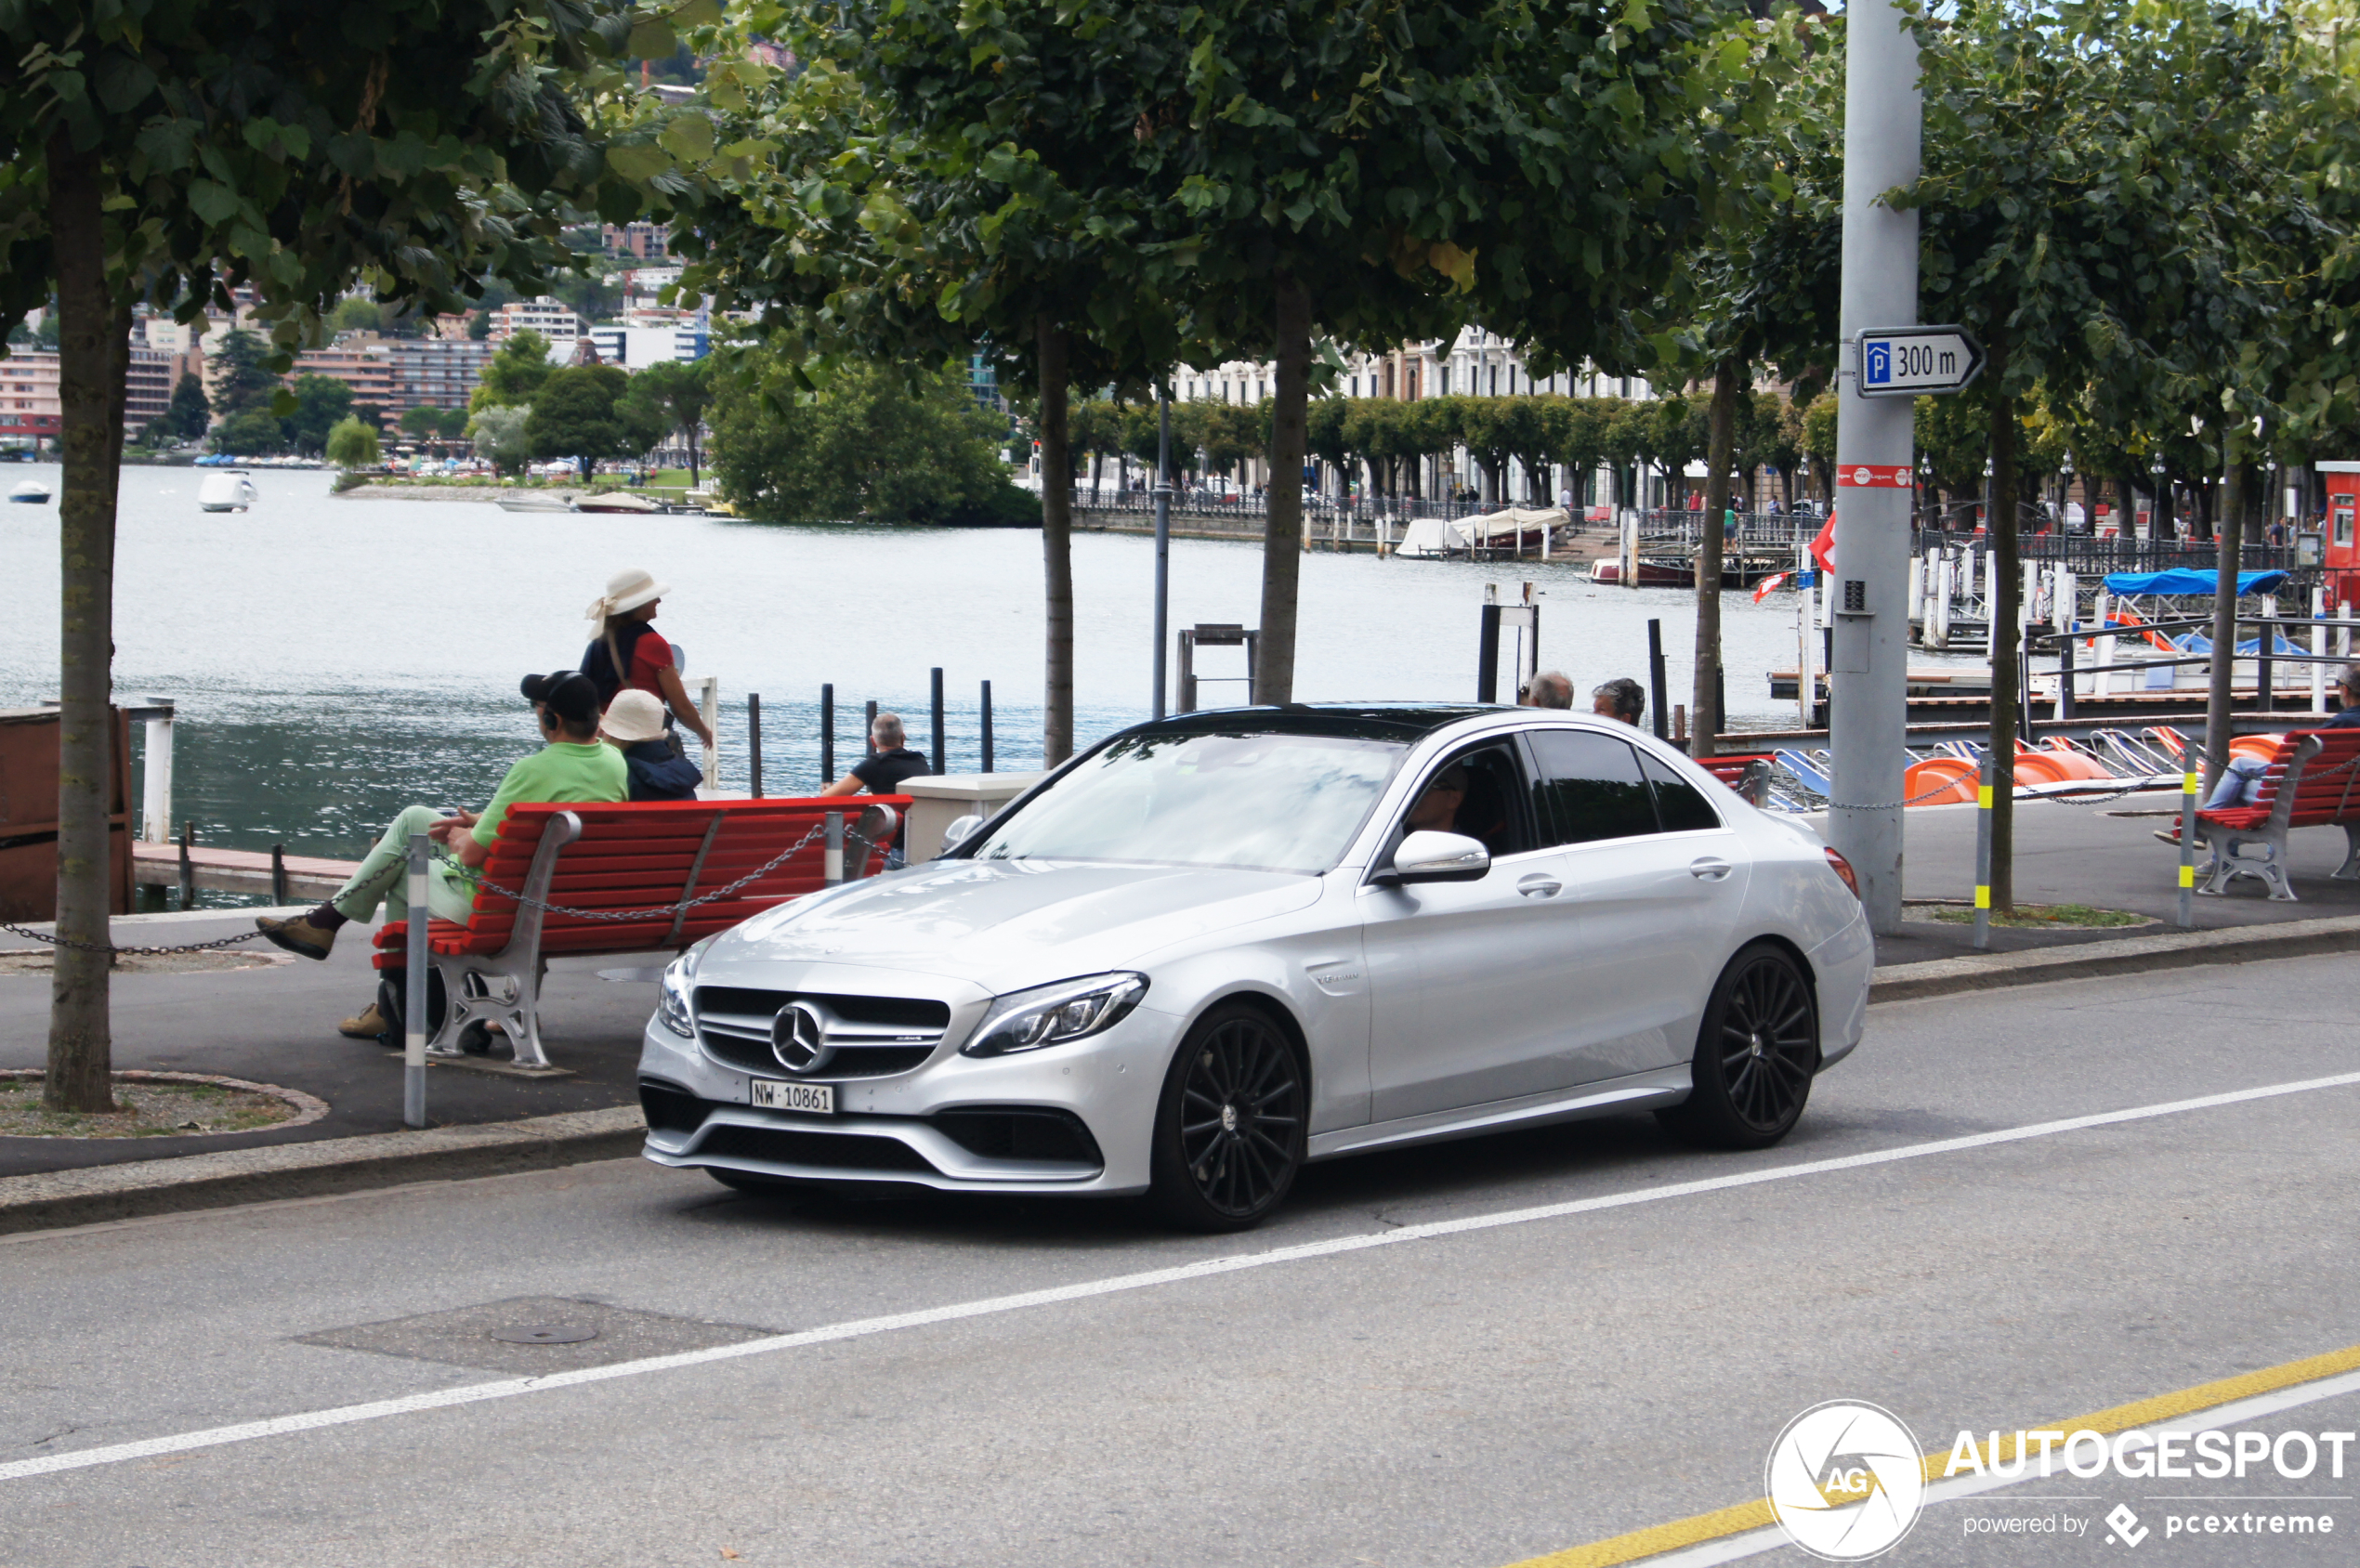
<box><xmin>4</xmin><ymin>797</ymin><xmax>2353</xmax><ymax>1196</ymax></box>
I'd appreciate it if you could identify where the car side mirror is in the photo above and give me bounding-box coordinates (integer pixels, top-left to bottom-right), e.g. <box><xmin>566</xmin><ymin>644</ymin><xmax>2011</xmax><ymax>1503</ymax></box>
<box><xmin>1381</xmin><ymin>830</ymin><xmax>1491</xmax><ymax>885</ymax></box>
<box><xmin>941</xmin><ymin>813</ymin><xmax>983</xmax><ymax>852</ymax></box>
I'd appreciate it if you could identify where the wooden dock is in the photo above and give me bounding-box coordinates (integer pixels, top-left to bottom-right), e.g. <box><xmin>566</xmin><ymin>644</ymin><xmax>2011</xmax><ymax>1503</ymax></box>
<box><xmin>131</xmin><ymin>842</ymin><xmax>357</xmax><ymax>901</ymax></box>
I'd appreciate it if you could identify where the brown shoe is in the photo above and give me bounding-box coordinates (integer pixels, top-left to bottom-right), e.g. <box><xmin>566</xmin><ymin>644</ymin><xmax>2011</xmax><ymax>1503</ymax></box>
<box><xmin>256</xmin><ymin>913</ymin><xmax>336</xmax><ymax>960</ymax></box>
<box><xmin>338</xmin><ymin>1001</ymin><xmax>387</xmax><ymax>1040</ymax></box>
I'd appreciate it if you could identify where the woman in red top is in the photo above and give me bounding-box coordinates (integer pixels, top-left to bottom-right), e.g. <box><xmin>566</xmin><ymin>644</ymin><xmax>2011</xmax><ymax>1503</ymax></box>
<box><xmin>582</xmin><ymin>567</ymin><xmax>715</xmax><ymax>749</ymax></box>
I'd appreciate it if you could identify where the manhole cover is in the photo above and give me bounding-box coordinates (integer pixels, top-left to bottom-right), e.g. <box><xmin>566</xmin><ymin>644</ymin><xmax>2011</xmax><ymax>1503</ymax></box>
<box><xmin>491</xmin><ymin>1324</ymin><xmax>599</xmax><ymax>1345</ymax></box>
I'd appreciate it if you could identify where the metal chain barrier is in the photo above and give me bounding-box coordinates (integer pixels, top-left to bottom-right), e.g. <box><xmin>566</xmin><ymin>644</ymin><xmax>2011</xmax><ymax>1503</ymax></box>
<box><xmin>0</xmin><ymin>921</ymin><xmax>269</xmax><ymax>956</ymax></box>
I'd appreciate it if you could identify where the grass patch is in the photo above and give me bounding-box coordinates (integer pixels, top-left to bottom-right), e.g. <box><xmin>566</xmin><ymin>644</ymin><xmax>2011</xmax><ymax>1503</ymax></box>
<box><xmin>1926</xmin><ymin>902</ymin><xmax>2149</xmax><ymax>929</ymax></box>
<box><xmin>0</xmin><ymin>1074</ymin><xmax>299</xmax><ymax>1138</ymax></box>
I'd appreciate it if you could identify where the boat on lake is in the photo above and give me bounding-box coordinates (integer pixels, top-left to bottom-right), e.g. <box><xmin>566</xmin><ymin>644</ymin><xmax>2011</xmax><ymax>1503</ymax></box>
<box><xmin>197</xmin><ymin>471</ymin><xmax>258</xmax><ymax>513</ymax></box>
<box><xmin>574</xmin><ymin>491</ymin><xmax>662</xmax><ymax>515</ymax></box>
<box><xmin>495</xmin><ymin>492</ymin><xmax>579</xmax><ymax>513</ymax></box>
<box><xmin>7</xmin><ymin>477</ymin><xmax>49</xmax><ymax>504</ymax></box>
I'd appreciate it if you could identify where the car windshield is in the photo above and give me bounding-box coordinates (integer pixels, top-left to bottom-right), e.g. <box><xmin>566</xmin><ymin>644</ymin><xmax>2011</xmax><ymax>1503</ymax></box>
<box><xmin>968</xmin><ymin>728</ymin><xmax>1409</xmax><ymax>873</ymax></box>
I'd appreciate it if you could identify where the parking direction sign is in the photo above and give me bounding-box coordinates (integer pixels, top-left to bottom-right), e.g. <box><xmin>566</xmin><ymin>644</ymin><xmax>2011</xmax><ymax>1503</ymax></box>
<box><xmin>1855</xmin><ymin>325</ymin><xmax>1985</xmax><ymax>397</ymax></box>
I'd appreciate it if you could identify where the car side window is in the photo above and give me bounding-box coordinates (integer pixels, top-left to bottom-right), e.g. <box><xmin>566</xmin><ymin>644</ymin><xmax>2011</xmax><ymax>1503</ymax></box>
<box><xmin>1397</xmin><ymin>744</ymin><xmax>1537</xmax><ymax>858</ymax></box>
<box><xmin>1638</xmin><ymin>751</ymin><xmax>1724</xmax><ymax>832</ymax></box>
<box><xmin>1526</xmin><ymin>729</ymin><xmax>1659</xmax><ymax>845</ymax></box>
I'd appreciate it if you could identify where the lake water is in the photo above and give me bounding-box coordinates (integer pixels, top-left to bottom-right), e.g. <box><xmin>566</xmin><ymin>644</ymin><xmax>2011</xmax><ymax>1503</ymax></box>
<box><xmin>0</xmin><ymin>464</ymin><xmax>1946</xmax><ymax>864</ymax></box>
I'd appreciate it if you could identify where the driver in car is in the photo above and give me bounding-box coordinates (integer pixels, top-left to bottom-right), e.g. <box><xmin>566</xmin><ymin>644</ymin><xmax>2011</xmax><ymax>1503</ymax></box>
<box><xmin>1405</xmin><ymin>764</ymin><xmax>1469</xmax><ymax>834</ymax></box>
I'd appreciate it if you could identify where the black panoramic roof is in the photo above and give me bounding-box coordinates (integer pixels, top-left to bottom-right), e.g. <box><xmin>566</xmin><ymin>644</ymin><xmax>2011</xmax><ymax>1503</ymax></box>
<box><xmin>1120</xmin><ymin>703</ymin><xmax>1499</xmax><ymax>743</ymax></box>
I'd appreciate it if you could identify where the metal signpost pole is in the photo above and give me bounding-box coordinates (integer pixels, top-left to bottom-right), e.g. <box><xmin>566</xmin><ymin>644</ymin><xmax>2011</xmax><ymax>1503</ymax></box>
<box><xmin>2178</xmin><ymin>766</ymin><xmax>2198</xmax><ymax>926</ymax></box>
<box><xmin>403</xmin><ymin>832</ymin><xmax>428</xmax><ymax>1129</ymax></box>
<box><xmin>1830</xmin><ymin>0</ymin><xmax>1925</xmax><ymax>937</ymax></box>
<box><xmin>1153</xmin><ymin>385</ymin><xmax>1173</xmax><ymax>721</ymax></box>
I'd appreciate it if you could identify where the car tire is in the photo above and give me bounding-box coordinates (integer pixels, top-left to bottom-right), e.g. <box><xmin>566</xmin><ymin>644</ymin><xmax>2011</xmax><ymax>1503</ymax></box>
<box><xmin>1659</xmin><ymin>941</ymin><xmax>1818</xmax><ymax>1150</ymax></box>
<box><xmin>1148</xmin><ymin>1002</ymin><xmax>1307</xmax><ymax>1233</ymax></box>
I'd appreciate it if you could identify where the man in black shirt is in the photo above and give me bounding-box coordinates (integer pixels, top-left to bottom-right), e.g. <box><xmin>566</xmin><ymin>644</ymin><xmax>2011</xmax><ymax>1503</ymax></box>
<box><xmin>822</xmin><ymin>711</ymin><xmax>930</xmax><ymax>868</ymax></box>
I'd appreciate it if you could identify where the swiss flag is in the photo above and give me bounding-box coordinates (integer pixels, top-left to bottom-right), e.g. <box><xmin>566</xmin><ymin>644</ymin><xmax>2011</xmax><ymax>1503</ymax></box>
<box><xmin>1751</xmin><ymin>571</ymin><xmax>1790</xmax><ymax>606</ymax></box>
<box><xmin>1808</xmin><ymin>509</ymin><xmax>1838</xmax><ymax>576</ymax></box>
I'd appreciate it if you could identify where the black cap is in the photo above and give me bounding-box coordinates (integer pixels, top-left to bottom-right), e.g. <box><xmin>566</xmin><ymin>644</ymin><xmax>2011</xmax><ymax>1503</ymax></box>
<box><xmin>520</xmin><ymin>671</ymin><xmax>599</xmax><ymax>725</ymax></box>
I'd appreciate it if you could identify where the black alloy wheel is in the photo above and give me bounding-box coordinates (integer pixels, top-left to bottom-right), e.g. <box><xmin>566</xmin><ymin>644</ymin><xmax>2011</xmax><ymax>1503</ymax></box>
<box><xmin>1149</xmin><ymin>1003</ymin><xmax>1306</xmax><ymax>1232</ymax></box>
<box><xmin>1659</xmin><ymin>942</ymin><xmax>1818</xmax><ymax>1150</ymax></box>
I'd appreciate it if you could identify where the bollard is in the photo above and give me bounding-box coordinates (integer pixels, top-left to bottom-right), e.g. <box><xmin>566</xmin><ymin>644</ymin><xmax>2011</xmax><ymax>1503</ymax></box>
<box><xmin>270</xmin><ymin>843</ymin><xmax>287</xmax><ymax>905</ymax></box>
<box><xmin>404</xmin><ymin>831</ymin><xmax>428</xmax><ymax>1129</ymax></box>
<box><xmin>177</xmin><ymin>820</ymin><xmax>194</xmax><ymax>908</ymax></box>
<box><xmin>820</xmin><ymin>684</ymin><xmax>835</xmax><ymax>786</ymax></box>
<box><xmin>697</xmin><ymin>673</ymin><xmax>719</xmax><ymax>791</ymax></box>
<box><xmin>1972</xmin><ymin>751</ymin><xmax>1994</xmax><ymax>951</ymax></box>
<box><xmin>1646</xmin><ymin>620</ymin><xmax>1669</xmax><ymax>741</ymax></box>
<box><xmin>748</xmin><ymin>693</ymin><xmax>764</xmax><ymax>798</ymax></box>
<box><xmin>931</xmin><ymin>666</ymin><xmax>947</xmax><ymax>776</ymax></box>
<box><xmin>2177</xmin><ymin>764</ymin><xmax>2198</xmax><ymax>927</ymax></box>
<box><xmin>823</xmin><ymin>810</ymin><xmax>845</xmax><ymax>886</ymax></box>
<box><xmin>980</xmin><ymin>680</ymin><xmax>994</xmax><ymax>773</ymax></box>
<box><xmin>2057</xmin><ymin>632</ymin><xmax>2076</xmax><ymax>722</ymax></box>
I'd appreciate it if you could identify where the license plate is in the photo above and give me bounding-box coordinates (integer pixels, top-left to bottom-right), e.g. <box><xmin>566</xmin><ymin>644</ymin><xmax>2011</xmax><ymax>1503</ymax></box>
<box><xmin>750</xmin><ymin>1079</ymin><xmax>834</xmax><ymax>1114</ymax></box>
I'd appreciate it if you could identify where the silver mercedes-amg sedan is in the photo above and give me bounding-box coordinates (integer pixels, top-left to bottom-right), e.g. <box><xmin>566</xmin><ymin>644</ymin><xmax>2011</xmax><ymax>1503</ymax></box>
<box><xmin>636</xmin><ymin>704</ymin><xmax>1872</xmax><ymax>1230</ymax></box>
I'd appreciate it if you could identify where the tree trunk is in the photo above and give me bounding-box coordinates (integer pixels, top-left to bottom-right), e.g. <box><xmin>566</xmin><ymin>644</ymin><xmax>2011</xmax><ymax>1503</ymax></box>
<box><xmin>688</xmin><ymin>425</ymin><xmax>700</xmax><ymax>490</ymax></box>
<box><xmin>1036</xmin><ymin>313</ymin><xmax>1074</xmax><ymax>765</ymax></box>
<box><xmin>1986</xmin><ymin>360</ymin><xmax>2021</xmax><ymax>913</ymax></box>
<box><xmin>1691</xmin><ymin>358</ymin><xmax>1740</xmax><ymax>757</ymax></box>
<box><xmin>46</xmin><ymin>136</ymin><xmax>123</xmax><ymax>1115</ymax></box>
<box><xmin>2203</xmin><ymin>433</ymin><xmax>2248</xmax><ymax>796</ymax></box>
<box><xmin>1256</xmin><ymin>273</ymin><xmax>1311</xmax><ymax>706</ymax></box>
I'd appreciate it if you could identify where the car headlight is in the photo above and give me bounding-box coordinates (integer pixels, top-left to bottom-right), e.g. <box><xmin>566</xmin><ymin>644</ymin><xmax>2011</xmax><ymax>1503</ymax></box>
<box><xmin>656</xmin><ymin>946</ymin><xmax>702</xmax><ymax>1039</ymax></box>
<box><xmin>963</xmin><ymin>973</ymin><xmax>1148</xmax><ymax>1058</ymax></box>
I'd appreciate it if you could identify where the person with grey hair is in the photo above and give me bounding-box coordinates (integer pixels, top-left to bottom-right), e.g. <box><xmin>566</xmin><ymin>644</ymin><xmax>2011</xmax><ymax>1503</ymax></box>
<box><xmin>822</xmin><ymin>710</ymin><xmax>932</xmax><ymax>799</ymax></box>
<box><xmin>1520</xmin><ymin>670</ymin><xmax>1574</xmax><ymax>709</ymax></box>
<box><xmin>1592</xmin><ymin>677</ymin><xmax>1646</xmax><ymax>726</ymax></box>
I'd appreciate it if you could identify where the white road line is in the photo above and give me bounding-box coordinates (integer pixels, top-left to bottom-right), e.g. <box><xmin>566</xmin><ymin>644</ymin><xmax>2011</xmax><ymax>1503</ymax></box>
<box><xmin>1638</xmin><ymin>1368</ymin><xmax>2360</xmax><ymax>1566</ymax></box>
<box><xmin>7</xmin><ymin>1068</ymin><xmax>2358</xmax><ymax>1486</ymax></box>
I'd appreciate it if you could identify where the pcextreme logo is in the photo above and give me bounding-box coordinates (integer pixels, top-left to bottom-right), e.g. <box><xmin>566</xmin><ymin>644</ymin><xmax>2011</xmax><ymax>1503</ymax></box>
<box><xmin>1765</xmin><ymin>1401</ymin><xmax>1928</xmax><ymax>1561</ymax></box>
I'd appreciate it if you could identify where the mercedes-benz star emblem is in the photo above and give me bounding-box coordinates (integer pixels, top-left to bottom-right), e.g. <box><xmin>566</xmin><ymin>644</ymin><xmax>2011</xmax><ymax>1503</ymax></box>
<box><xmin>770</xmin><ymin>1000</ymin><xmax>833</xmax><ymax>1076</ymax></box>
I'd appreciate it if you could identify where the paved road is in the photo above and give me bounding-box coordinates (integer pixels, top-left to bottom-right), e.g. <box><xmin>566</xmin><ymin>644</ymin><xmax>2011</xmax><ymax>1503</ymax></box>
<box><xmin>4</xmin><ymin>955</ymin><xmax>2357</xmax><ymax>1567</ymax></box>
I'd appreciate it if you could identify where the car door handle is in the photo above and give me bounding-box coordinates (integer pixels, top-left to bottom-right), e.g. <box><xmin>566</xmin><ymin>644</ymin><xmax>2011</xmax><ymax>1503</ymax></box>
<box><xmin>1516</xmin><ymin>873</ymin><xmax>1563</xmax><ymax>898</ymax></box>
<box><xmin>1689</xmin><ymin>857</ymin><xmax>1733</xmax><ymax>882</ymax></box>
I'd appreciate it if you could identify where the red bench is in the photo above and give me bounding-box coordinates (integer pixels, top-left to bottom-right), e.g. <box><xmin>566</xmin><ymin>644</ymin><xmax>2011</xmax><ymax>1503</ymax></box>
<box><xmin>373</xmin><ymin>796</ymin><xmax>904</xmax><ymax>1069</ymax></box>
<box><xmin>2191</xmin><ymin>731</ymin><xmax>2360</xmax><ymax>901</ymax></box>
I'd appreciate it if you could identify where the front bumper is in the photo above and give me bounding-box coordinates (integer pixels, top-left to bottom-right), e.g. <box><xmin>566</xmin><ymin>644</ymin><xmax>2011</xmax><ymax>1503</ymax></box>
<box><xmin>635</xmin><ymin>1000</ymin><xmax>1183</xmax><ymax>1196</ymax></box>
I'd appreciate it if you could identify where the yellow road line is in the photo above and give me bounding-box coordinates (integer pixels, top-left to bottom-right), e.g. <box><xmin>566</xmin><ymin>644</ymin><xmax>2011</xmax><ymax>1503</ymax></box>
<box><xmin>1505</xmin><ymin>1340</ymin><xmax>2360</xmax><ymax>1568</ymax></box>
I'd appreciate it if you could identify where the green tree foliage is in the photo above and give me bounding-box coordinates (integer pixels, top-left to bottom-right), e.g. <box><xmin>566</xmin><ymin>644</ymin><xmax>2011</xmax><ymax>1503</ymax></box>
<box><xmin>472</xmin><ymin>331</ymin><xmax>557</xmax><ymax>411</ymax></box>
<box><xmin>469</xmin><ymin>404</ymin><xmax>534</xmax><ymax>477</ymax></box>
<box><xmin>622</xmin><ymin>358</ymin><xmax>715</xmax><ymax>486</ymax></box>
<box><xmin>207</xmin><ymin>330</ymin><xmax>280</xmax><ymax>419</ymax></box>
<box><xmin>282</xmin><ymin>373</ymin><xmax>355</xmax><ymax>453</ymax></box>
<box><xmin>528</xmin><ymin>364</ymin><xmax>637</xmax><ymax>476</ymax></box>
<box><xmin>161</xmin><ymin>373</ymin><xmax>209</xmax><ymax>442</ymax></box>
<box><xmin>325</xmin><ymin>416</ymin><xmax>381</xmax><ymax>468</ymax></box>
<box><xmin>209</xmin><ymin>409</ymin><xmax>285</xmax><ymax>455</ymax></box>
<box><xmin>707</xmin><ymin>351</ymin><xmax>1024</xmax><ymax>526</ymax></box>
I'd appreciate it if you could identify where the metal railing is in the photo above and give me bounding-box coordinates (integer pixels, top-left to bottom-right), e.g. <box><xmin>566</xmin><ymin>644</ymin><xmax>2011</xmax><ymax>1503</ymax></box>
<box><xmin>1909</xmin><ymin>530</ymin><xmax>2300</xmax><ymax>577</ymax></box>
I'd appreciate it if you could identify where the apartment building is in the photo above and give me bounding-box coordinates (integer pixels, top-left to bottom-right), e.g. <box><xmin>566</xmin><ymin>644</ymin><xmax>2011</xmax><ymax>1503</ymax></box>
<box><xmin>490</xmin><ymin>298</ymin><xmax>584</xmax><ymax>350</ymax></box>
<box><xmin>382</xmin><ymin>337</ymin><xmax>496</xmax><ymax>414</ymax></box>
<box><xmin>0</xmin><ymin>351</ymin><xmax>59</xmax><ymax>444</ymax></box>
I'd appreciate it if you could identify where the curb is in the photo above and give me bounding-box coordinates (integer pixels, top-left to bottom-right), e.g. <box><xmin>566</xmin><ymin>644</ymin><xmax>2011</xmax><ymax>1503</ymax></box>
<box><xmin>1869</xmin><ymin>913</ymin><xmax>2360</xmax><ymax>1003</ymax></box>
<box><xmin>0</xmin><ymin>1104</ymin><xmax>645</xmax><ymax>1236</ymax></box>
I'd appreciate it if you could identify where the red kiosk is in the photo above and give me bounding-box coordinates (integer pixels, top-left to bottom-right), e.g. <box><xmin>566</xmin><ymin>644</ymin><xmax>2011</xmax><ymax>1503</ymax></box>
<box><xmin>2316</xmin><ymin>461</ymin><xmax>2360</xmax><ymax>610</ymax></box>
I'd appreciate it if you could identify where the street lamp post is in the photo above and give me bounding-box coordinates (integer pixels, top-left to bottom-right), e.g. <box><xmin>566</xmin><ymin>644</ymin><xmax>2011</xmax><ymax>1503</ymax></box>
<box><xmin>1828</xmin><ymin>0</ymin><xmax>1922</xmax><ymax>936</ymax></box>
<box><xmin>1153</xmin><ymin>383</ymin><xmax>1173</xmax><ymax>720</ymax></box>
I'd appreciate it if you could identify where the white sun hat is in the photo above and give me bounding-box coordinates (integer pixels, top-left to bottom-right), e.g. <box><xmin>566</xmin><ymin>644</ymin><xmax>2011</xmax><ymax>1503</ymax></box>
<box><xmin>585</xmin><ymin>566</ymin><xmax>672</xmax><ymax>623</ymax></box>
<box><xmin>600</xmin><ymin>688</ymin><xmax>670</xmax><ymax>743</ymax></box>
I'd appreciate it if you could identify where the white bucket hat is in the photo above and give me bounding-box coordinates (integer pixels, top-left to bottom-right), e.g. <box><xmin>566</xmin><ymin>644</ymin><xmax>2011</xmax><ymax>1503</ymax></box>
<box><xmin>601</xmin><ymin>688</ymin><xmax>669</xmax><ymax>743</ymax></box>
<box><xmin>585</xmin><ymin>567</ymin><xmax>671</xmax><ymax>623</ymax></box>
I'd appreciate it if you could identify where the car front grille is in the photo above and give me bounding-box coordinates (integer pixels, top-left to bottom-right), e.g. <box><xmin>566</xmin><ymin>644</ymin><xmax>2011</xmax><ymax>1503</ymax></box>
<box><xmin>694</xmin><ymin>1123</ymin><xmax>939</xmax><ymax>1175</ymax></box>
<box><xmin>693</xmin><ymin>987</ymin><xmax>951</xmax><ymax>1080</ymax></box>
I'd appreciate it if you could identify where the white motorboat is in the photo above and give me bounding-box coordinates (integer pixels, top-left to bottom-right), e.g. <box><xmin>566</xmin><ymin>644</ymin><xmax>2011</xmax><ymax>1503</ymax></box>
<box><xmin>495</xmin><ymin>492</ymin><xmax>579</xmax><ymax>513</ymax></box>
<box><xmin>7</xmin><ymin>477</ymin><xmax>49</xmax><ymax>504</ymax></box>
<box><xmin>574</xmin><ymin>490</ymin><xmax>663</xmax><ymax>514</ymax></box>
<box><xmin>197</xmin><ymin>471</ymin><xmax>259</xmax><ymax>512</ymax></box>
